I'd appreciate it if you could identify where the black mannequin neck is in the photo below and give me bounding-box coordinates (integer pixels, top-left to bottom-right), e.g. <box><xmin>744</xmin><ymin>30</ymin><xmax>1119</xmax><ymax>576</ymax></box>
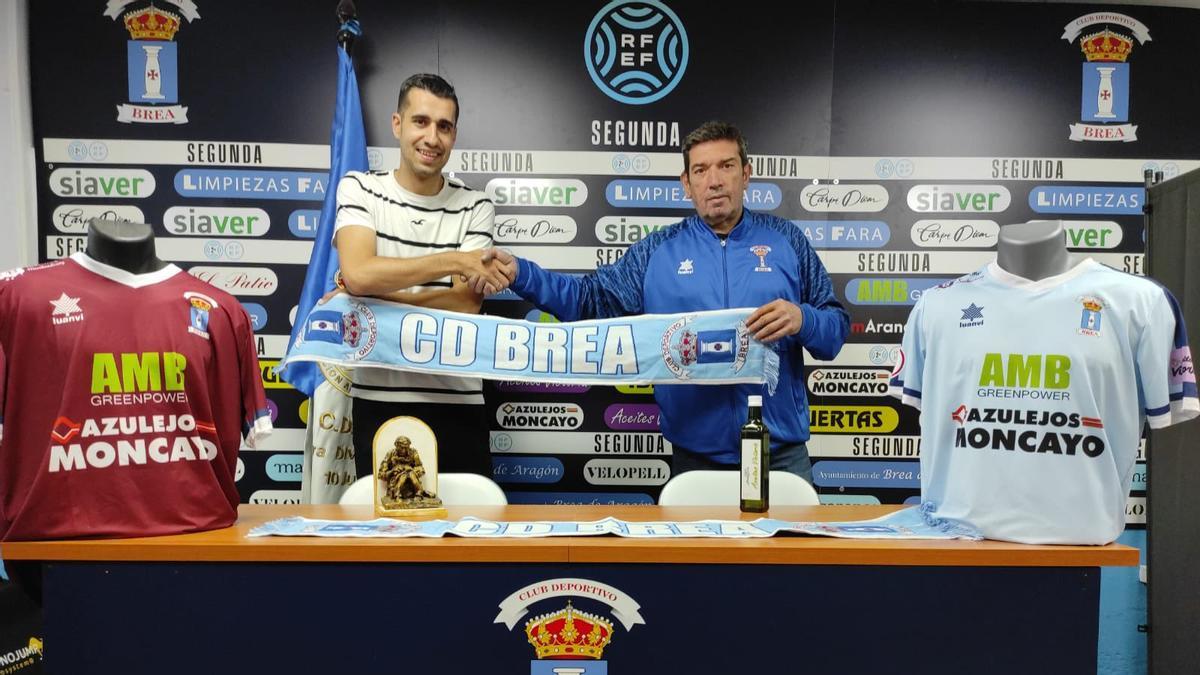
<box><xmin>85</xmin><ymin>219</ymin><xmax>167</xmax><ymax>274</ymax></box>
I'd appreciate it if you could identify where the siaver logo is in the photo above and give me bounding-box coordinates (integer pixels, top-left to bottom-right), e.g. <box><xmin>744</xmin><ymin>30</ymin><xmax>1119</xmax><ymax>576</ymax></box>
<box><xmin>585</xmin><ymin>0</ymin><xmax>688</xmax><ymax>105</ymax></box>
<box><xmin>793</xmin><ymin>220</ymin><xmax>890</xmax><ymax>249</ymax></box>
<box><xmin>50</xmin><ymin>168</ymin><xmax>155</xmax><ymax>198</ymax></box>
<box><xmin>496</xmin><ymin>402</ymin><xmax>584</xmax><ymax>430</ymax></box>
<box><xmin>494</xmin><ymin>215</ymin><xmax>578</xmax><ymax>244</ymax></box>
<box><xmin>584</xmin><ymin>458</ymin><xmax>671</xmax><ymax>485</ymax></box>
<box><xmin>164</xmin><ymin>206</ymin><xmax>270</xmax><ymax>237</ymax></box>
<box><xmin>188</xmin><ymin>266</ymin><xmax>279</xmax><ymax>296</ymax></box>
<box><xmin>1064</xmin><ymin>221</ymin><xmax>1123</xmax><ymax>249</ymax></box>
<box><xmin>807</xmin><ymin>369</ymin><xmax>892</xmax><ymax>397</ymax></box>
<box><xmin>910</xmin><ymin>220</ymin><xmax>999</xmax><ymax>248</ymax></box>
<box><xmin>487</xmin><ymin>178</ymin><xmax>588</xmax><ymax>207</ymax></box>
<box><xmin>800</xmin><ymin>184</ymin><xmax>889</xmax><ymax>213</ymax></box>
<box><xmin>52</xmin><ymin>205</ymin><xmax>145</xmax><ymax>233</ymax></box>
<box><xmin>595</xmin><ymin>215</ymin><xmax>678</xmax><ymax>245</ymax></box>
<box><xmin>906</xmin><ymin>185</ymin><xmax>1011</xmax><ymax>213</ymax></box>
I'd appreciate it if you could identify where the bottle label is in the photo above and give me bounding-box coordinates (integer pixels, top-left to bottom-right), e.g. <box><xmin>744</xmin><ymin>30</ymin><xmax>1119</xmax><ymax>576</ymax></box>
<box><xmin>741</xmin><ymin>439</ymin><xmax>762</xmax><ymax>500</ymax></box>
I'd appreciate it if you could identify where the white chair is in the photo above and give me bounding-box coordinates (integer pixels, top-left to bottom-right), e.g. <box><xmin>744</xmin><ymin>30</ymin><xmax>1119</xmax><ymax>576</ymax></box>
<box><xmin>338</xmin><ymin>473</ymin><xmax>508</xmax><ymax>506</ymax></box>
<box><xmin>657</xmin><ymin>470</ymin><xmax>819</xmax><ymax>506</ymax></box>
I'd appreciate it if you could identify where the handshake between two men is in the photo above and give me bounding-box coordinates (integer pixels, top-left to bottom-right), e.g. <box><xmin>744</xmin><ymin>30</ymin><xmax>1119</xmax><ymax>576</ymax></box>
<box><xmin>462</xmin><ymin>248</ymin><xmax>519</xmax><ymax>297</ymax></box>
<box><xmin>459</xmin><ymin>247</ymin><xmax>807</xmax><ymax>345</ymax></box>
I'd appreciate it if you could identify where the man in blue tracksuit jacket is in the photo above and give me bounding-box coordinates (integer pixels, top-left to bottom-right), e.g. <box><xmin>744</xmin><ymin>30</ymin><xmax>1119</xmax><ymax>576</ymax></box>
<box><xmin>488</xmin><ymin>122</ymin><xmax>848</xmax><ymax>483</ymax></box>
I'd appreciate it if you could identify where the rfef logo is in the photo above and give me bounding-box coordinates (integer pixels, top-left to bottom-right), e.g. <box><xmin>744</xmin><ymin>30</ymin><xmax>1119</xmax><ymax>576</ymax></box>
<box><xmin>585</xmin><ymin>0</ymin><xmax>688</xmax><ymax>105</ymax></box>
<box><xmin>106</xmin><ymin>1</ymin><xmax>200</xmax><ymax>124</ymax></box>
<box><xmin>1061</xmin><ymin>13</ymin><xmax>1151</xmax><ymax>142</ymax></box>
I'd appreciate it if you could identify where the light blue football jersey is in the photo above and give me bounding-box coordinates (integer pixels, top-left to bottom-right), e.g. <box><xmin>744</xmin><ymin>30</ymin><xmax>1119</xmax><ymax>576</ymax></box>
<box><xmin>890</xmin><ymin>259</ymin><xmax>1198</xmax><ymax>544</ymax></box>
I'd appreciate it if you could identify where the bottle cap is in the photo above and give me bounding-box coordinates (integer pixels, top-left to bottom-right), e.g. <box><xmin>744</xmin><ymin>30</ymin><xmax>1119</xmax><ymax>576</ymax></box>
<box><xmin>748</xmin><ymin>395</ymin><xmax>763</xmax><ymax>407</ymax></box>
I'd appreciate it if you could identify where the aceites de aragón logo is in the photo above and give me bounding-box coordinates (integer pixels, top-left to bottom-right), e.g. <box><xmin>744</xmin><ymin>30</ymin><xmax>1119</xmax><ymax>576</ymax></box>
<box><xmin>105</xmin><ymin>0</ymin><xmax>200</xmax><ymax>124</ymax></box>
<box><xmin>1061</xmin><ymin>12</ymin><xmax>1151</xmax><ymax>142</ymax></box>
<box><xmin>585</xmin><ymin>0</ymin><xmax>688</xmax><ymax>105</ymax></box>
<box><xmin>495</xmin><ymin>578</ymin><xmax>646</xmax><ymax>674</ymax></box>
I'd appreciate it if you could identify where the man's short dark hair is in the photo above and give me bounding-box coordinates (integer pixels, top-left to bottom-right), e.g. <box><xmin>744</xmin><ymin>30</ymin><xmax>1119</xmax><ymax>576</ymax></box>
<box><xmin>681</xmin><ymin>121</ymin><xmax>748</xmax><ymax>172</ymax></box>
<box><xmin>397</xmin><ymin>73</ymin><xmax>459</xmax><ymax>122</ymax></box>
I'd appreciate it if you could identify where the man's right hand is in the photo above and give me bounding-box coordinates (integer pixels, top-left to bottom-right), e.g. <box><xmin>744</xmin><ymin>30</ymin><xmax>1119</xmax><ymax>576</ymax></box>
<box><xmin>464</xmin><ymin>248</ymin><xmax>518</xmax><ymax>296</ymax></box>
<box><xmin>455</xmin><ymin>249</ymin><xmax>513</xmax><ymax>296</ymax></box>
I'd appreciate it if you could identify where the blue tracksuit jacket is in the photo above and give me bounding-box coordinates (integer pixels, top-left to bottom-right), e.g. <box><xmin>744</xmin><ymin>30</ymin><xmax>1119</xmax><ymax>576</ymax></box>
<box><xmin>510</xmin><ymin>209</ymin><xmax>849</xmax><ymax>464</ymax></box>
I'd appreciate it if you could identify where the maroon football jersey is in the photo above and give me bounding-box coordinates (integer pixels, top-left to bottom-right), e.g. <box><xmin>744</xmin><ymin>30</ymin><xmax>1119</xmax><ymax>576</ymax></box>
<box><xmin>0</xmin><ymin>253</ymin><xmax>272</xmax><ymax>540</ymax></box>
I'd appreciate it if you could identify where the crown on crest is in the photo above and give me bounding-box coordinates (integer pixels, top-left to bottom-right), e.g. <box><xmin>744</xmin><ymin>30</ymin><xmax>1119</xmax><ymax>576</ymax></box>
<box><xmin>1080</xmin><ymin>29</ymin><xmax>1133</xmax><ymax>62</ymax></box>
<box><xmin>524</xmin><ymin>601</ymin><xmax>614</xmax><ymax>660</ymax></box>
<box><xmin>124</xmin><ymin>5</ymin><xmax>182</xmax><ymax>40</ymax></box>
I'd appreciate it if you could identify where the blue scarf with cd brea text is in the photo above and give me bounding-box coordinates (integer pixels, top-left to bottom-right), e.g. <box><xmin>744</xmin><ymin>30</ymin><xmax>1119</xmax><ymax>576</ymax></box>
<box><xmin>280</xmin><ymin>295</ymin><xmax>779</xmax><ymax>392</ymax></box>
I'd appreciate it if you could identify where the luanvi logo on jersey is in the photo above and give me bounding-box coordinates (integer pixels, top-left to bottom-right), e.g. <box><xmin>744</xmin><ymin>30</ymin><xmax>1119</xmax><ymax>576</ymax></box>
<box><xmin>106</xmin><ymin>1</ymin><xmax>200</xmax><ymax>124</ymax></box>
<box><xmin>497</xmin><ymin>402</ymin><xmax>584</xmax><ymax>430</ymax></box>
<box><xmin>495</xmin><ymin>578</ymin><xmax>646</xmax><ymax>673</ymax></box>
<box><xmin>50</xmin><ymin>292</ymin><xmax>84</xmax><ymax>325</ymax></box>
<box><xmin>585</xmin><ymin>0</ymin><xmax>688</xmax><ymax>105</ymax></box>
<box><xmin>1062</xmin><ymin>12</ymin><xmax>1151</xmax><ymax>142</ymax></box>
<box><xmin>950</xmin><ymin>404</ymin><xmax>1105</xmax><ymax>457</ymax></box>
<box><xmin>958</xmin><ymin>302</ymin><xmax>984</xmax><ymax>328</ymax></box>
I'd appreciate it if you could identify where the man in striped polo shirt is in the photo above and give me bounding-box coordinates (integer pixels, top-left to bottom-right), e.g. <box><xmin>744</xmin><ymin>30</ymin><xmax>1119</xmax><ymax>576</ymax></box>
<box><xmin>334</xmin><ymin>74</ymin><xmax>510</xmax><ymax>478</ymax></box>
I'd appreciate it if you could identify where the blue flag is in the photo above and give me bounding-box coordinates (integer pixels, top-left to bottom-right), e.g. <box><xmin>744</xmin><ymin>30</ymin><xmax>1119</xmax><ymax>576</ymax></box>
<box><xmin>281</xmin><ymin>46</ymin><xmax>369</xmax><ymax>396</ymax></box>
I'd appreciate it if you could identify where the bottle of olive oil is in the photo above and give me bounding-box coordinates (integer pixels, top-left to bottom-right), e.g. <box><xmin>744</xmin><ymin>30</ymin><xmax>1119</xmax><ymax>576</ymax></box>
<box><xmin>740</xmin><ymin>395</ymin><xmax>769</xmax><ymax>513</ymax></box>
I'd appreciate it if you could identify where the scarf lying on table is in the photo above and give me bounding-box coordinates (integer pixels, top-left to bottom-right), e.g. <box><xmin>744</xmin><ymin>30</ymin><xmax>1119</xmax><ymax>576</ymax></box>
<box><xmin>281</xmin><ymin>295</ymin><xmax>779</xmax><ymax>391</ymax></box>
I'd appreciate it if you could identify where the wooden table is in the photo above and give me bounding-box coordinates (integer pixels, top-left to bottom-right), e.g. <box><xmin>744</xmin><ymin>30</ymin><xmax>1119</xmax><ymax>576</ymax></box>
<box><xmin>3</xmin><ymin>504</ymin><xmax>1136</xmax><ymax>675</ymax></box>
